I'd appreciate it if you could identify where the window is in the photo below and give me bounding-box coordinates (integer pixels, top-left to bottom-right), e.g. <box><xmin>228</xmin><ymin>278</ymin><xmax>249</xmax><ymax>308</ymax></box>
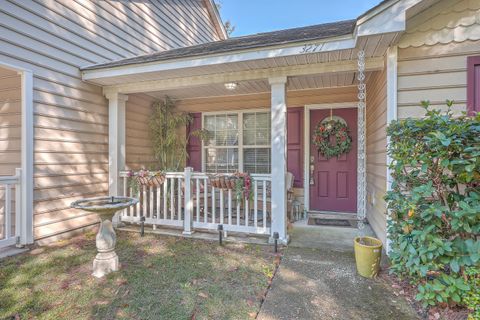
<box><xmin>467</xmin><ymin>56</ymin><xmax>480</xmax><ymax>115</ymax></box>
<box><xmin>203</xmin><ymin>111</ymin><xmax>271</xmax><ymax>174</ymax></box>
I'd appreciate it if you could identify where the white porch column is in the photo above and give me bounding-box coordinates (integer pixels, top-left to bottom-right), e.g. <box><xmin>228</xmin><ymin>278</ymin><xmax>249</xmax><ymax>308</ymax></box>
<box><xmin>20</xmin><ymin>70</ymin><xmax>34</xmax><ymax>245</ymax></box>
<box><xmin>106</xmin><ymin>92</ymin><xmax>128</xmax><ymax>197</ymax></box>
<box><xmin>269</xmin><ymin>76</ymin><xmax>288</xmax><ymax>244</ymax></box>
<box><xmin>385</xmin><ymin>46</ymin><xmax>398</xmax><ymax>254</ymax></box>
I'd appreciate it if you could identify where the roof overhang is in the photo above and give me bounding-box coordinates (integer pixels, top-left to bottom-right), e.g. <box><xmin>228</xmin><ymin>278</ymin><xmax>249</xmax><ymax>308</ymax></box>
<box><xmin>82</xmin><ymin>0</ymin><xmax>426</xmax><ymax>93</ymax></box>
<box><xmin>203</xmin><ymin>0</ymin><xmax>228</xmax><ymax>40</ymax></box>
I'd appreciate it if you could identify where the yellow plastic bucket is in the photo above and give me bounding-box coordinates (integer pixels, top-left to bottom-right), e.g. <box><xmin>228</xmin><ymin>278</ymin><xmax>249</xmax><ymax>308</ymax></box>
<box><xmin>354</xmin><ymin>236</ymin><xmax>383</xmax><ymax>278</ymax></box>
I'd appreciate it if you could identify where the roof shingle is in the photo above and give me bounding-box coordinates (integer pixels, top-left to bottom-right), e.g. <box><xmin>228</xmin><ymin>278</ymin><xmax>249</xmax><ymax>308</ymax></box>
<box><xmin>81</xmin><ymin>19</ymin><xmax>356</xmax><ymax>71</ymax></box>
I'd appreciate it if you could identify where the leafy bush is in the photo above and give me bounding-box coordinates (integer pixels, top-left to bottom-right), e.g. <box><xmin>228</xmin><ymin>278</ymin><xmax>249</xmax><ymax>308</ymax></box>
<box><xmin>385</xmin><ymin>101</ymin><xmax>480</xmax><ymax>313</ymax></box>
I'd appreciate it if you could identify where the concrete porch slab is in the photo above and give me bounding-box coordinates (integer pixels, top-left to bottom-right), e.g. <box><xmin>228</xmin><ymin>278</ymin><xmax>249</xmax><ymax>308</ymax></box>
<box><xmin>289</xmin><ymin>220</ymin><xmax>375</xmax><ymax>251</ymax></box>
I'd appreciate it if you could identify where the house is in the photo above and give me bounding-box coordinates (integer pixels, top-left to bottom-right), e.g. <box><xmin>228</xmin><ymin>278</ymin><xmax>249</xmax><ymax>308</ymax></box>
<box><xmin>0</xmin><ymin>0</ymin><xmax>479</xmax><ymax>249</ymax></box>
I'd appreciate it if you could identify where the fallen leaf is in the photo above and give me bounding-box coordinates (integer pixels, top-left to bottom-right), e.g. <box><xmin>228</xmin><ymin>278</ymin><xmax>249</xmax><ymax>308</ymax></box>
<box><xmin>198</xmin><ymin>292</ymin><xmax>208</xmax><ymax>298</ymax></box>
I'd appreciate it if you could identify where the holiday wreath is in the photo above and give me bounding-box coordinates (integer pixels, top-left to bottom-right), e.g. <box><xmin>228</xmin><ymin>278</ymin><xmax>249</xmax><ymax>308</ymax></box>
<box><xmin>312</xmin><ymin>119</ymin><xmax>352</xmax><ymax>159</ymax></box>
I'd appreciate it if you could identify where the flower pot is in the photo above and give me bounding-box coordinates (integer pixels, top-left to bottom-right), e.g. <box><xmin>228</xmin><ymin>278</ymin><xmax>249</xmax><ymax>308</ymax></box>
<box><xmin>354</xmin><ymin>236</ymin><xmax>382</xmax><ymax>278</ymax></box>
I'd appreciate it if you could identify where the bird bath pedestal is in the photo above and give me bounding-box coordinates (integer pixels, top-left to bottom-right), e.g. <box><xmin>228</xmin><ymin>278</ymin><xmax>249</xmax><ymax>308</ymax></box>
<box><xmin>71</xmin><ymin>196</ymin><xmax>138</xmax><ymax>278</ymax></box>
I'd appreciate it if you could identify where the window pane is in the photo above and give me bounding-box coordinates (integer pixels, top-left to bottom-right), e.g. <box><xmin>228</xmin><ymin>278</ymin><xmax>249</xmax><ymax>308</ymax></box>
<box><xmin>206</xmin><ymin>148</ymin><xmax>238</xmax><ymax>173</ymax></box>
<box><xmin>243</xmin><ymin>148</ymin><xmax>270</xmax><ymax>173</ymax></box>
<box><xmin>256</xmin><ymin>112</ymin><xmax>269</xmax><ymax>129</ymax></box>
<box><xmin>243</xmin><ymin>129</ymin><xmax>256</xmax><ymax>145</ymax></box>
<box><xmin>243</xmin><ymin>112</ymin><xmax>271</xmax><ymax>145</ymax></box>
<box><xmin>243</xmin><ymin>113</ymin><xmax>256</xmax><ymax>129</ymax></box>
<box><xmin>256</xmin><ymin>128</ymin><xmax>270</xmax><ymax>145</ymax></box>
<box><xmin>205</xmin><ymin>114</ymin><xmax>239</xmax><ymax>146</ymax></box>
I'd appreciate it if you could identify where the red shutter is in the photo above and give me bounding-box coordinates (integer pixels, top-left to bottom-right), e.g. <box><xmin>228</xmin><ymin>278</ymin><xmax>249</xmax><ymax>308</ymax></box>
<box><xmin>186</xmin><ymin>113</ymin><xmax>202</xmax><ymax>171</ymax></box>
<box><xmin>287</xmin><ymin>107</ymin><xmax>304</xmax><ymax>188</ymax></box>
<box><xmin>467</xmin><ymin>56</ymin><xmax>480</xmax><ymax>115</ymax></box>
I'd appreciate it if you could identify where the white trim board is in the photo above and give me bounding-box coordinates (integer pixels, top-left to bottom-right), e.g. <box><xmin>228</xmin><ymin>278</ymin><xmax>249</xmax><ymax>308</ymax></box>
<box><xmin>303</xmin><ymin>102</ymin><xmax>360</xmax><ymax>213</ymax></box>
<box><xmin>0</xmin><ymin>61</ymin><xmax>34</xmax><ymax>245</ymax></box>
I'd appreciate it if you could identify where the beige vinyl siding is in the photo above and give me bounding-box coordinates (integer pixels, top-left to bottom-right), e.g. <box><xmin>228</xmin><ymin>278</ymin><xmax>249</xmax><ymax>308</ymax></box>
<box><xmin>365</xmin><ymin>69</ymin><xmax>387</xmax><ymax>245</ymax></box>
<box><xmin>0</xmin><ymin>67</ymin><xmax>21</xmax><ymax>239</ymax></box>
<box><xmin>397</xmin><ymin>0</ymin><xmax>480</xmax><ymax>119</ymax></box>
<box><xmin>176</xmin><ymin>87</ymin><xmax>359</xmax><ymax>112</ymax></box>
<box><xmin>0</xmin><ymin>67</ymin><xmax>21</xmax><ymax>176</ymax></box>
<box><xmin>0</xmin><ymin>0</ymin><xmax>220</xmax><ymax>243</ymax></box>
<box><xmin>126</xmin><ymin>94</ymin><xmax>157</xmax><ymax>170</ymax></box>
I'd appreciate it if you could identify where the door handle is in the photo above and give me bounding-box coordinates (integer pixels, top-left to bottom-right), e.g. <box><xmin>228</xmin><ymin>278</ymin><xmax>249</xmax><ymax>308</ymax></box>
<box><xmin>309</xmin><ymin>164</ymin><xmax>315</xmax><ymax>185</ymax></box>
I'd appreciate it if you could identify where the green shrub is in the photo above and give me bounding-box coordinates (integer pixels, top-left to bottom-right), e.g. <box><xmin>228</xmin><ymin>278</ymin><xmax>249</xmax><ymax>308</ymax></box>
<box><xmin>385</xmin><ymin>101</ymin><xmax>480</xmax><ymax>312</ymax></box>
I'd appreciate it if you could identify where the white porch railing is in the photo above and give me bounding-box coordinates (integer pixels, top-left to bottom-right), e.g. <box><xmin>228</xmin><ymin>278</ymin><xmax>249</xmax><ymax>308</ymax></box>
<box><xmin>0</xmin><ymin>168</ymin><xmax>21</xmax><ymax>248</ymax></box>
<box><xmin>119</xmin><ymin>168</ymin><xmax>271</xmax><ymax>236</ymax></box>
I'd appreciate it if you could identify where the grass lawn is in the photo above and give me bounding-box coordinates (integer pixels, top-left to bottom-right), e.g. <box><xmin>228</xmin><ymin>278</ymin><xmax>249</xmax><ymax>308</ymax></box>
<box><xmin>0</xmin><ymin>231</ymin><xmax>280</xmax><ymax>320</ymax></box>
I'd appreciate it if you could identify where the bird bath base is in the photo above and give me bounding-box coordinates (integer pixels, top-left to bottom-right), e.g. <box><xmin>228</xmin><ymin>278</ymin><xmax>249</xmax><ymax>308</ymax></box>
<box><xmin>70</xmin><ymin>196</ymin><xmax>138</xmax><ymax>278</ymax></box>
<box><xmin>92</xmin><ymin>219</ymin><xmax>119</xmax><ymax>278</ymax></box>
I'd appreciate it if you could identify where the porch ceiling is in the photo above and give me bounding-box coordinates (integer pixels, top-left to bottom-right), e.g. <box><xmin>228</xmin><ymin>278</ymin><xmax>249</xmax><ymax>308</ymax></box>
<box><xmin>145</xmin><ymin>71</ymin><xmax>373</xmax><ymax>100</ymax></box>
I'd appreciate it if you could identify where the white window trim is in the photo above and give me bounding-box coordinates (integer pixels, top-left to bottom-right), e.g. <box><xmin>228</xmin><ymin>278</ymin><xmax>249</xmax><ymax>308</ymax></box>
<box><xmin>201</xmin><ymin>108</ymin><xmax>270</xmax><ymax>173</ymax></box>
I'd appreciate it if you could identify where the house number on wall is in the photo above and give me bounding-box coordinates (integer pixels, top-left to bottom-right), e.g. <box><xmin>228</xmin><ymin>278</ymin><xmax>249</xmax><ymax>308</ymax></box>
<box><xmin>300</xmin><ymin>43</ymin><xmax>323</xmax><ymax>54</ymax></box>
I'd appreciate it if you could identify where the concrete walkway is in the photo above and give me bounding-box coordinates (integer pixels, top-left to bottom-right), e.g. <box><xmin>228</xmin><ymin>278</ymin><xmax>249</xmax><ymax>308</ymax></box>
<box><xmin>257</xmin><ymin>224</ymin><xmax>419</xmax><ymax>320</ymax></box>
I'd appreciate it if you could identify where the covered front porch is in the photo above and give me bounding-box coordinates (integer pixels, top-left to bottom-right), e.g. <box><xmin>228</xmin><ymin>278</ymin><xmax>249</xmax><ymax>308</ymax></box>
<box><xmin>81</xmin><ymin>18</ymin><xmax>400</xmax><ymax>244</ymax></box>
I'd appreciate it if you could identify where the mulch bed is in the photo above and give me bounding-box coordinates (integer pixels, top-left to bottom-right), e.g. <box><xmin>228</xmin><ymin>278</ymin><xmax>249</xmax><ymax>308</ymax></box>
<box><xmin>379</xmin><ymin>270</ymin><xmax>470</xmax><ymax>320</ymax></box>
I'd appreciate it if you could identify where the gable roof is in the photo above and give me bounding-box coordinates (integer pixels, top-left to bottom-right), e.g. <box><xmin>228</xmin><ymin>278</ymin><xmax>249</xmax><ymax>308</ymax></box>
<box><xmin>82</xmin><ymin>19</ymin><xmax>356</xmax><ymax>71</ymax></box>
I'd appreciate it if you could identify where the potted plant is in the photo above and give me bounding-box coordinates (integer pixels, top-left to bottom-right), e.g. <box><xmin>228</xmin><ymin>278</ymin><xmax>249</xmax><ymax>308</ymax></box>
<box><xmin>354</xmin><ymin>236</ymin><xmax>382</xmax><ymax>278</ymax></box>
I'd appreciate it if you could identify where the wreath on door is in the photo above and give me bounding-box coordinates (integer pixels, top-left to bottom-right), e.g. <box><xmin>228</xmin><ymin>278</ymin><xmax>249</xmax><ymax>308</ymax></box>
<box><xmin>312</xmin><ymin>119</ymin><xmax>352</xmax><ymax>159</ymax></box>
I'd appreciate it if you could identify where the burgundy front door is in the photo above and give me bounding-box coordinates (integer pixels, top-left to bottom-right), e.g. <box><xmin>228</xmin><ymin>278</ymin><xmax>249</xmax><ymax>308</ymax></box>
<box><xmin>309</xmin><ymin>108</ymin><xmax>357</xmax><ymax>213</ymax></box>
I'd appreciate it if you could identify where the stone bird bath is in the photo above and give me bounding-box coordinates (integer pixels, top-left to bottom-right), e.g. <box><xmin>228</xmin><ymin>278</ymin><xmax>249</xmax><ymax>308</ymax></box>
<box><xmin>71</xmin><ymin>196</ymin><xmax>138</xmax><ymax>278</ymax></box>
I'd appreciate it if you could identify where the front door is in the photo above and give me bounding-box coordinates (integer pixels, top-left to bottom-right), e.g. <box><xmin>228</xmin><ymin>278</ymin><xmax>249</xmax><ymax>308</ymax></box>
<box><xmin>309</xmin><ymin>108</ymin><xmax>357</xmax><ymax>213</ymax></box>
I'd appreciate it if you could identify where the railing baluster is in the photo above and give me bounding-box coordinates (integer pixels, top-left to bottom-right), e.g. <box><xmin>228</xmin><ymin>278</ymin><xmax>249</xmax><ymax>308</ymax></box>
<box><xmin>157</xmin><ymin>184</ymin><xmax>161</xmax><ymax>221</ymax></box>
<box><xmin>5</xmin><ymin>184</ymin><xmax>11</xmax><ymax>239</ymax></box>
<box><xmin>170</xmin><ymin>178</ymin><xmax>175</xmax><ymax>220</ymax></box>
<box><xmin>142</xmin><ymin>185</ymin><xmax>148</xmax><ymax>218</ymax></box>
<box><xmin>177</xmin><ymin>177</ymin><xmax>182</xmax><ymax>220</ymax></box>
<box><xmin>263</xmin><ymin>180</ymin><xmax>267</xmax><ymax>231</ymax></box>
<box><xmin>196</xmin><ymin>178</ymin><xmax>200</xmax><ymax>222</ymax></box>
<box><xmin>220</xmin><ymin>189</ymin><xmax>224</xmax><ymax>225</ymax></box>
<box><xmin>236</xmin><ymin>194</ymin><xmax>240</xmax><ymax>226</ymax></box>
<box><xmin>228</xmin><ymin>189</ymin><xmax>232</xmax><ymax>226</ymax></box>
<box><xmin>204</xmin><ymin>178</ymin><xmax>208</xmax><ymax>223</ymax></box>
<box><xmin>123</xmin><ymin>176</ymin><xmax>129</xmax><ymax>218</ymax></box>
<box><xmin>15</xmin><ymin>169</ymin><xmax>21</xmax><ymax>239</ymax></box>
<box><xmin>254</xmin><ymin>180</ymin><xmax>258</xmax><ymax>228</ymax></box>
<box><xmin>245</xmin><ymin>197</ymin><xmax>249</xmax><ymax>227</ymax></box>
<box><xmin>132</xmin><ymin>186</ymin><xmax>138</xmax><ymax>217</ymax></box>
<box><xmin>149</xmin><ymin>185</ymin><xmax>154</xmax><ymax>219</ymax></box>
<box><xmin>163</xmin><ymin>178</ymin><xmax>168</xmax><ymax>220</ymax></box>
<box><xmin>212</xmin><ymin>187</ymin><xmax>216</xmax><ymax>224</ymax></box>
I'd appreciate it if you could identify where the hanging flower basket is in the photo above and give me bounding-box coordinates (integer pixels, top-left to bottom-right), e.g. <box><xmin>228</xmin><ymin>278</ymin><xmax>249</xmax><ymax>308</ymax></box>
<box><xmin>208</xmin><ymin>172</ymin><xmax>253</xmax><ymax>200</ymax></box>
<box><xmin>127</xmin><ymin>169</ymin><xmax>165</xmax><ymax>195</ymax></box>
<box><xmin>312</xmin><ymin>119</ymin><xmax>352</xmax><ymax>159</ymax></box>
<box><xmin>210</xmin><ymin>175</ymin><xmax>236</xmax><ymax>190</ymax></box>
<box><xmin>136</xmin><ymin>169</ymin><xmax>166</xmax><ymax>187</ymax></box>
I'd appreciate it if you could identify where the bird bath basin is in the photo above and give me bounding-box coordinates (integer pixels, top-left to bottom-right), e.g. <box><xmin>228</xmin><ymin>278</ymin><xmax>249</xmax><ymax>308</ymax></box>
<box><xmin>71</xmin><ymin>196</ymin><xmax>138</xmax><ymax>278</ymax></box>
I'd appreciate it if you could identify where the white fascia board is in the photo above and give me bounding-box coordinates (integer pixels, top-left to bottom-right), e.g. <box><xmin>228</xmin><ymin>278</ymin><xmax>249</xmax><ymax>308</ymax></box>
<box><xmin>357</xmin><ymin>0</ymin><xmax>423</xmax><ymax>36</ymax></box>
<box><xmin>205</xmin><ymin>0</ymin><xmax>228</xmax><ymax>40</ymax></box>
<box><xmin>82</xmin><ymin>36</ymin><xmax>356</xmax><ymax>81</ymax></box>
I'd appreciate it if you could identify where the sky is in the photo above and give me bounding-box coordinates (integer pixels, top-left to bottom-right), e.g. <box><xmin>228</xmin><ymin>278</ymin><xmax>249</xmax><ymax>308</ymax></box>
<box><xmin>217</xmin><ymin>0</ymin><xmax>383</xmax><ymax>37</ymax></box>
